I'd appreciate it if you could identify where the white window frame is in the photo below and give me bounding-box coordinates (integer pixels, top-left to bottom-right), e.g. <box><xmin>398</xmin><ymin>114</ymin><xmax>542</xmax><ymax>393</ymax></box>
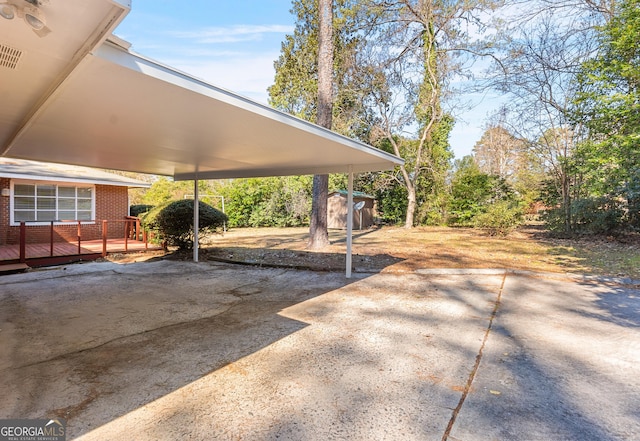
<box><xmin>9</xmin><ymin>180</ymin><xmax>96</xmax><ymax>226</ymax></box>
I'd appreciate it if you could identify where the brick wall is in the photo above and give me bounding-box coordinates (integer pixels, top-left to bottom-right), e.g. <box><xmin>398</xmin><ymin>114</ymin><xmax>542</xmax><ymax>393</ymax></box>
<box><xmin>2</xmin><ymin>183</ymin><xmax>132</xmax><ymax>245</ymax></box>
<box><xmin>0</xmin><ymin>178</ymin><xmax>9</xmax><ymax>246</ymax></box>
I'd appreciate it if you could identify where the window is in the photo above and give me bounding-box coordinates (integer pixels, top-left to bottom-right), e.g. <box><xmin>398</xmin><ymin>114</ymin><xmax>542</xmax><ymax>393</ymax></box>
<box><xmin>12</xmin><ymin>182</ymin><xmax>94</xmax><ymax>224</ymax></box>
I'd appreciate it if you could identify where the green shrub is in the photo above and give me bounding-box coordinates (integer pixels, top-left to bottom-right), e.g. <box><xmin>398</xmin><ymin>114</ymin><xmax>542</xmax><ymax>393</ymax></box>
<box><xmin>141</xmin><ymin>199</ymin><xmax>227</xmax><ymax>250</ymax></box>
<box><xmin>542</xmin><ymin>196</ymin><xmax>625</xmax><ymax>234</ymax></box>
<box><xmin>571</xmin><ymin>197</ymin><xmax>624</xmax><ymax>234</ymax></box>
<box><xmin>474</xmin><ymin>200</ymin><xmax>524</xmax><ymax>236</ymax></box>
<box><xmin>540</xmin><ymin>206</ymin><xmax>568</xmax><ymax>234</ymax></box>
<box><xmin>218</xmin><ymin>176</ymin><xmax>312</xmax><ymax>228</ymax></box>
<box><xmin>447</xmin><ymin>157</ymin><xmax>518</xmax><ymax>227</ymax></box>
<box><xmin>376</xmin><ymin>184</ymin><xmax>408</xmax><ymax>225</ymax></box>
<box><xmin>130</xmin><ymin>204</ymin><xmax>154</xmax><ymax>217</ymax></box>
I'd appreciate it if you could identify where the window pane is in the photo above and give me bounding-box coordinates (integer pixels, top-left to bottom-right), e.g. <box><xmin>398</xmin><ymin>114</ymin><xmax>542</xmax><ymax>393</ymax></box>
<box><xmin>58</xmin><ymin>187</ymin><xmax>76</xmax><ymax>198</ymax></box>
<box><xmin>78</xmin><ymin>199</ymin><xmax>92</xmax><ymax>210</ymax></box>
<box><xmin>37</xmin><ymin>198</ymin><xmax>56</xmax><ymax>209</ymax></box>
<box><xmin>77</xmin><ymin>188</ymin><xmax>92</xmax><ymax>198</ymax></box>
<box><xmin>14</xmin><ymin>184</ymin><xmax>35</xmax><ymax>196</ymax></box>
<box><xmin>37</xmin><ymin>185</ymin><xmax>56</xmax><ymax>197</ymax></box>
<box><xmin>37</xmin><ymin>210</ymin><xmax>56</xmax><ymax>221</ymax></box>
<box><xmin>15</xmin><ymin>211</ymin><xmax>35</xmax><ymax>221</ymax></box>
<box><xmin>15</xmin><ymin>197</ymin><xmax>35</xmax><ymax>210</ymax></box>
<box><xmin>59</xmin><ymin>198</ymin><xmax>75</xmax><ymax>210</ymax></box>
<box><xmin>13</xmin><ymin>184</ymin><xmax>94</xmax><ymax>222</ymax></box>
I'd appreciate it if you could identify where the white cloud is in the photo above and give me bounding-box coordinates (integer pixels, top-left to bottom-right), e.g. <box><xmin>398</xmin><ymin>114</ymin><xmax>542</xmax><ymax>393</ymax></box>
<box><xmin>169</xmin><ymin>52</ymin><xmax>281</xmax><ymax>104</ymax></box>
<box><xmin>121</xmin><ymin>23</ymin><xmax>291</xmax><ymax>104</ymax></box>
<box><xmin>170</xmin><ymin>24</ymin><xmax>294</xmax><ymax>44</ymax></box>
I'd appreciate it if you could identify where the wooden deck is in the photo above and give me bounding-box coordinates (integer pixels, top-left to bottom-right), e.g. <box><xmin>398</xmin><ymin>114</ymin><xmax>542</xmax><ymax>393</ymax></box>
<box><xmin>0</xmin><ymin>238</ymin><xmax>163</xmax><ymax>267</ymax></box>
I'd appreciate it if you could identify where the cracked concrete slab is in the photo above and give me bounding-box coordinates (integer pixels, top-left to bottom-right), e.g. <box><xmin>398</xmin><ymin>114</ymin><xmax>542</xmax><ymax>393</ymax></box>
<box><xmin>0</xmin><ymin>260</ymin><xmax>638</xmax><ymax>440</ymax></box>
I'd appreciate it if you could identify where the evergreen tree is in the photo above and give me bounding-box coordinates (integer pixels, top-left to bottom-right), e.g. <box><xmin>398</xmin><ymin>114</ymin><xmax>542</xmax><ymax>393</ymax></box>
<box><xmin>573</xmin><ymin>0</ymin><xmax>640</xmax><ymax>228</ymax></box>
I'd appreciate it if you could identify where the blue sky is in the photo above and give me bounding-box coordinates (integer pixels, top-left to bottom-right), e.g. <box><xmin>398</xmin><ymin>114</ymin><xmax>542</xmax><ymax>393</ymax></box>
<box><xmin>115</xmin><ymin>0</ymin><xmax>494</xmax><ymax>159</ymax></box>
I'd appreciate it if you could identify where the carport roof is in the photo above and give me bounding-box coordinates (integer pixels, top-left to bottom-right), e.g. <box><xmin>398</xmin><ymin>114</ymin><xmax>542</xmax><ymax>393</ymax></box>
<box><xmin>0</xmin><ymin>0</ymin><xmax>403</xmax><ymax>181</ymax></box>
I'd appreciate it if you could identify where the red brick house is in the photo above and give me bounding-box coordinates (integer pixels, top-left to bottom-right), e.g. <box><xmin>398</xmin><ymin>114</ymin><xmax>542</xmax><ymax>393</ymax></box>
<box><xmin>0</xmin><ymin>158</ymin><xmax>149</xmax><ymax>246</ymax></box>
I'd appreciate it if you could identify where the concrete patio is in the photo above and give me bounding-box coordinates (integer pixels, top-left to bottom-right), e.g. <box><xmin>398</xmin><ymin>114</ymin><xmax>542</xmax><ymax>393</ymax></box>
<box><xmin>0</xmin><ymin>260</ymin><xmax>638</xmax><ymax>440</ymax></box>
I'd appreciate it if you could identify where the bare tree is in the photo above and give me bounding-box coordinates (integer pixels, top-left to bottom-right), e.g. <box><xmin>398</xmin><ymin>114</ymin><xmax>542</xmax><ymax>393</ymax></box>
<box><xmin>486</xmin><ymin>0</ymin><xmax>614</xmax><ymax>230</ymax></box>
<box><xmin>473</xmin><ymin>110</ymin><xmax>527</xmax><ymax>180</ymax></box>
<box><xmin>358</xmin><ymin>0</ymin><xmax>502</xmax><ymax>228</ymax></box>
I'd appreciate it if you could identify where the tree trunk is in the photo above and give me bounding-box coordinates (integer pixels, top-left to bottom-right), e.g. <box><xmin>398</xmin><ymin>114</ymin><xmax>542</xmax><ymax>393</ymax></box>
<box><xmin>562</xmin><ymin>170</ymin><xmax>571</xmax><ymax>233</ymax></box>
<box><xmin>405</xmin><ymin>185</ymin><xmax>416</xmax><ymax>229</ymax></box>
<box><xmin>308</xmin><ymin>0</ymin><xmax>333</xmax><ymax>250</ymax></box>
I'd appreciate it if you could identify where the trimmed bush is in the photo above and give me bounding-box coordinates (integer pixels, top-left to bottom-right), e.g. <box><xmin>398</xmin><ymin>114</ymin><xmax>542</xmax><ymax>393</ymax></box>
<box><xmin>141</xmin><ymin>199</ymin><xmax>227</xmax><ymax>250</ymax></box>
<box><xmin>130</xmin><ymin>204</ymin><xmax>154</xmax><ymax>217</ymax></box>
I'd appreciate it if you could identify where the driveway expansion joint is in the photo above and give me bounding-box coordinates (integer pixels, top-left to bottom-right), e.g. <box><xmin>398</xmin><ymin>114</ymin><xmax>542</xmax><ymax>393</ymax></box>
<box><xmin>442</xmin><ymin>273</ymin><xmax>507</xmax><ymax>441</ymax></box>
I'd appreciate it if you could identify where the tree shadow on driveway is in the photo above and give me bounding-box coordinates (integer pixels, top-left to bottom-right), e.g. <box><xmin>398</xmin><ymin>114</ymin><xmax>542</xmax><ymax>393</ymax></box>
<box><xmin>0</xmin><ymin>261</ymin><xmax>361</xmax><ymax>438</ymax></box>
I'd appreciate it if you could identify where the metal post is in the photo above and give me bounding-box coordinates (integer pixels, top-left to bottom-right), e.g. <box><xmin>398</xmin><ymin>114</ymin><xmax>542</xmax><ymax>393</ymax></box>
<box><xmin>193</xmin><ymin>178</ymin><xmax>199</xmax><ymax>263</ymax></box>
<box><xmin>346</xmin><ymin>166</ymin><xmax>354</xmax><ymax>278</ymax></box>
<box><xmin>221</xmin><ymin>196</ymin><xmax>226</xmax><ymax>233</ymax></box>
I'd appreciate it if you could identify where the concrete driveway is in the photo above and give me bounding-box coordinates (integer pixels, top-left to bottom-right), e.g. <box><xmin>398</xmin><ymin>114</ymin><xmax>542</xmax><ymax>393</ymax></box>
<box><xmin>0</xmin><ymin>260</ymin><xmax>638</xmax><ymax>440</ymax></box>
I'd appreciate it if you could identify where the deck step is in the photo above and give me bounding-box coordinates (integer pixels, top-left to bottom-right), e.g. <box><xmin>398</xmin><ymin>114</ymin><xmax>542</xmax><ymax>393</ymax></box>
<box><xmin>0</xmin><ymin>263</ymin><xmax>30</xmax><ymax>275</ymax></box>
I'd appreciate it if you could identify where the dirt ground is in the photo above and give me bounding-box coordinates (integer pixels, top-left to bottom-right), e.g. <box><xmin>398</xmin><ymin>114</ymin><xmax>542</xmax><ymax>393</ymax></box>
<box><xmin>110</xmin><ymin>225</ymin><xmax>640</xmax><ymax>279</ymax></box>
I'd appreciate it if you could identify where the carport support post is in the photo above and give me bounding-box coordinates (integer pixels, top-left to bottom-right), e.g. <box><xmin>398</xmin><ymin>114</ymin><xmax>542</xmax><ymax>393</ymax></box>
<box><xmin>346</xmin><ymin>165</ymin><xmax>354</xmax><ymax>278</ymax></box>
<box><xmin>193</xmin><ymin>177</ymin><xmax>199</xmax><ymax>263</ymax></box>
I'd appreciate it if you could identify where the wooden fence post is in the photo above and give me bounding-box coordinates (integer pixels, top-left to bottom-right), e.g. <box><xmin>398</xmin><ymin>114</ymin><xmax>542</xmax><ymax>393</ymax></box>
<box><xmin>50</xmin><ymin>221</ymin><xmax>54</xmax><ymax>257</ymax></box>
<box><xmin>124</xmin><ymin>220</ymin><xmax>129</xmax><ymax>252</ymax></box>
<box><xmin>102</xmin><ymin>220</ymin><xmax>108</xmax><ymax>257</ymax></box>
<box><xmin>19</xmin><ymin>221</ymin><xmax>26</xmax><ymax>263</ymax></box>
<box><xmin>77</xmin><ymin>221</ymin><xmax>82</xmax><ymax>255</ymax></box>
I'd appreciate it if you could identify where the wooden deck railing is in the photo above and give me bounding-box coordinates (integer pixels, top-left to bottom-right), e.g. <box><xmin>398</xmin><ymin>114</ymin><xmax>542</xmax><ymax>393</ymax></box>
<box><xmin>17</xmin><ymin>217</ymin><xmax>149</xmax><ymax>263</ymax></box>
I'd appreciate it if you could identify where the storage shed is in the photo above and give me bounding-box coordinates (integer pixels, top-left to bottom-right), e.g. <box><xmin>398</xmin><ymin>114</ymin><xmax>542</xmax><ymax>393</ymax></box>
<box><xmin>328</xmin><ymin>190</ymin><xmax>376</xmax><ymax>230</ymax></box>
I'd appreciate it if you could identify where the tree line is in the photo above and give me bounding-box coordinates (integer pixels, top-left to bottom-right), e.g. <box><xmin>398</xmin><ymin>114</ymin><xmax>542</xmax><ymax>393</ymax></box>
<box><xmin>132</xmin><ymin>0</ymin><xmax>638</xmax><ymax>236</ymax></box>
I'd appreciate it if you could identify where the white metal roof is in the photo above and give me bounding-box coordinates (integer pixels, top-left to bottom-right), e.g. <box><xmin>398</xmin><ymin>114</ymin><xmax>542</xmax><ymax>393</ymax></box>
<box><xmin>0</xmin><ymin>157</ymin><xmax>150</xmax><ymax>187</ymax></box>
<box><xmin>0</xmin><ymin>0</ymin><xmax>402</xmax><ymax>181</ymax></box>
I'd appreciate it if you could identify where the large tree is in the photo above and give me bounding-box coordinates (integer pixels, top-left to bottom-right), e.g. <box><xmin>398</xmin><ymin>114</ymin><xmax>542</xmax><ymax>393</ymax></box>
<box><xmin>485</xmin><ymin>0</ymin><xmax>616</xmax><ymax>231</ymax></box>
<box><xmin>473</xmin><ymin>123</ymin><xmax>522</xmax><ymax>181</ymax></box>
<box><xmin>271</xmin><ymin>0</ymin><xmax>501</xmax><ymax>229</ymax></box>
<box><xmin>308</xmin><ymin>0</ymin><xmax>334</xmax><ymax>249</ymax></box>
<box><xmin>270</xmin><ymin>0</ymin><xmax>377</xmax><ymax>245</ymax></box>
<box><xmin>473</xmin><ymin>117</ymin><xmax>547</xmax><ymax>211</ymax></box>
<box><xmin>572</xmin><ymin>0</ymin><xmax>640</xmax><ymax>227</ymax></box>
<box><xmin>269</xmin><ymin>0</ymin><xmax>372</xmax><ymax>139</ymax></box>
<box><xmin>355</xmin><ymin>0</ymin><xmax>502</xmax><ymax>227</ymax></box>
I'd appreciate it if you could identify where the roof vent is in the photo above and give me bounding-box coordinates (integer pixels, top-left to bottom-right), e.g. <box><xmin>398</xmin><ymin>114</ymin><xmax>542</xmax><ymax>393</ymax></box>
<box><xmin>0</xmin><ymin>43</ymin><xmax>23</xmax><ymax>69</ymax></box>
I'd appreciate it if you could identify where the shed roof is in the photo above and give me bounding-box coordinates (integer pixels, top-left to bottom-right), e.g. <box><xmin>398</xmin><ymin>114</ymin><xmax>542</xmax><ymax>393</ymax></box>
<box><xmin>330</xmin><ymin>190</ymin><xmax>376</xmax><ymax>200</ymax></box>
